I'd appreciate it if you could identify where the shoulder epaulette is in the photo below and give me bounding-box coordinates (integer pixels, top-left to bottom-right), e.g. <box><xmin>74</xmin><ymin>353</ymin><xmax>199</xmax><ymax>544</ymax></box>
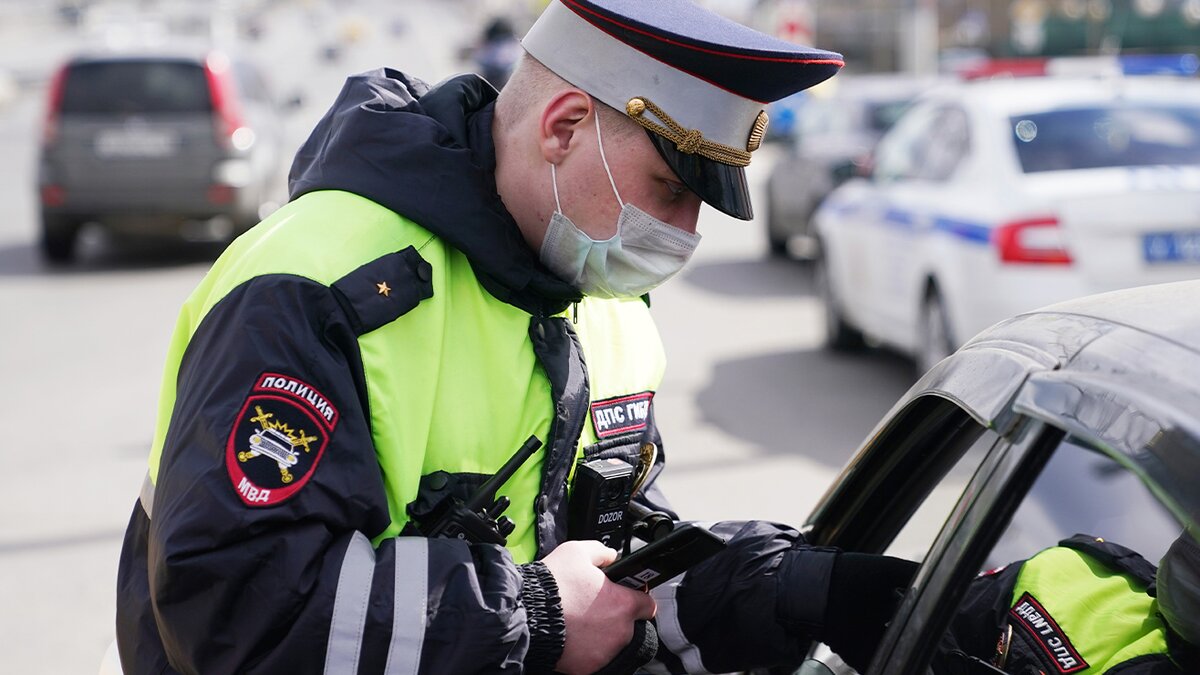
<box><xmin>332</xmin><ymin>246</ymin><xmax>434</xmax><ymax>335</ymax></box>
<box><xmin>1058</xmin><ymin>534</ymin><xmax>1158</xmax><ymax>590</ymax></box>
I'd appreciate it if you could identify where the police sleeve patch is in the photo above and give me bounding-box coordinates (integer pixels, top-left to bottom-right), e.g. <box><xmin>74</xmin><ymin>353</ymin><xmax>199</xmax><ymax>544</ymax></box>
<box><xmin>590</xmin><ymin>391</ymin><xmax>654</xmax><ymax>439</ymax></box>
<box><xmin>1008</xmin><ymin>592</ymin><xmax>1089</xmax><ymax>673</ymax></box>
<box><xmin>225</xmin><ymin>373</ymin><xmax>340</xmax><ymax>507</ymax></box>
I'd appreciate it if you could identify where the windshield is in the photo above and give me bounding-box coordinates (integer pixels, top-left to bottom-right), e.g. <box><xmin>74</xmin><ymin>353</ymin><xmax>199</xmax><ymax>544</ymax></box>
<box><xmin>60</xmin><ymin>60</ymin><xmax>212</xmax><ymax>115</ymax></box>
<box><xmin>1010</xmin><ymin>104</ymin><xmax>1200</xmax><ymax>173</ymax></box>
<box><xmin>866</xmin><ymin>100</ymin><xmax>912</xmax><ymax>133</ymax></box>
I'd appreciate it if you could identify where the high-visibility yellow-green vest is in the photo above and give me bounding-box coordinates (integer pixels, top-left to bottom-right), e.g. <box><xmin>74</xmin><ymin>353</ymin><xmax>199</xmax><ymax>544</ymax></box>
<box><xmin>145</xmin><ymin>189</ymin><xmax>665</xmax><ymax>563</ymax></box>
<box><xmin>1006</xmin><ymin>543</ymin><xmax>1169</xmax><ymax>673</ymax></box>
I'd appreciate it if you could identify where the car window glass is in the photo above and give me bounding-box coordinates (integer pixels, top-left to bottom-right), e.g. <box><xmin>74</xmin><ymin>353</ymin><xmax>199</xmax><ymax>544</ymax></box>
<box><xmin>885</xmin><ymin>428</ymin><xmax>1000</xmax><ymax>562</ymax></box>
<box><xmin>917</xmin><ymin>106</ymin><xmax>970</xmax><ymax>182</ymax></box>
<box><xmin>1010</xmin><ymin>105</ymin><xmax>1200</xmax><ymax>172</ymax></box>
<box><xmin>798</xmin><ymin>99</ymin><xmax>837</xmax><ymax>140</ymax></box>
<box><xmin>867</xmin><ymin>99</ymin><xmax>913</xmax><ymax>133</ymax></box>
<box><xmin>987</xmin><ymin>436</ymin><xmax>1180</xmax><ymax>566</ymax></box>
<box><xmin>931</xmin><ymin>435</ymin><xmax>1187</xmax><ymax>675</ymax></box>
<box><xmin>872</xmin><ymin>102</ymin><xmax>940</xmax><ymax>183</ymax></box>
<box><xmin>60</xmin><ymin>61</ymin><xmax>212</xmax><ymax>115</ymax></box>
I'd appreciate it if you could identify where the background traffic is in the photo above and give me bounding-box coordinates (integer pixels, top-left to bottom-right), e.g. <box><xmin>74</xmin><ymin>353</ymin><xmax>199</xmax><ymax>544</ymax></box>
<box><xmin>4</xmin><ymin>0</ymin><xmax>1200</xmax><ymax>672</ymax></box>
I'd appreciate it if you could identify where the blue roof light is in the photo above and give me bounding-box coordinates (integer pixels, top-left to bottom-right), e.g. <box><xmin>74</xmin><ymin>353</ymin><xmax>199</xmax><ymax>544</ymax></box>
<box><xmin>1119</xmin><ymin>54</ymin><xmax>1200</xmax><ymax>76</ymax></box>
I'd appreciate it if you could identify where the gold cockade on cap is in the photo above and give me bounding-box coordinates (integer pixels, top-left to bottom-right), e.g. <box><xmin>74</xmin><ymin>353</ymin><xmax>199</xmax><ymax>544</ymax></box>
<box><xmin>746</xmin><ymin>111</ymin><xmax>769</xmax><ymax>153</ymax></box>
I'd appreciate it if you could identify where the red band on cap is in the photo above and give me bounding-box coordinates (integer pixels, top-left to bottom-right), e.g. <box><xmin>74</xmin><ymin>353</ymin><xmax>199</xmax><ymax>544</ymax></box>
<box><xmin>560</xmin><ymin>0</ymin><xmax>845</xmax><ymax>67</ymax></box>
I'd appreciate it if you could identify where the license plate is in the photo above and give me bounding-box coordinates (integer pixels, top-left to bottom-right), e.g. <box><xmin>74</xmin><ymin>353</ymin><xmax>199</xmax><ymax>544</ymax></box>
<box><xmin>1143</xmin><ymin>231</ymin><xmax>1200</xmax><ymax>263</ymax></box>
<box><xmin>94</xmin><ymin>128</ymin><xmax>179</xmax><ymax>159</ymax></box>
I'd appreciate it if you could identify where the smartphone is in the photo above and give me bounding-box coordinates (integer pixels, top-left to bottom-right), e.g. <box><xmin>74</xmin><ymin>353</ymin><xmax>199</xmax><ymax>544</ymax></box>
<box><xmin>604</xmin><ymin>524</ymin><xmax>726</xmax><ymax>590</ymax></box>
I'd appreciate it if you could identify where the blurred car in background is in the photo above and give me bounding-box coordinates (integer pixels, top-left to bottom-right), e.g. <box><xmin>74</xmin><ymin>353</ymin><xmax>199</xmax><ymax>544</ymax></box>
<box><xmin>764</xmin><ymin>75</ymin><xmax>935</xmax><ymax>258</ymax></box>
<box><xmin>766</xmin><ymin>278</ymin><xmax>1200</xmax><ymax>674</ymax></box>
<box><xmin>762</xmin><ymin>90</ymin><xmax>807</xmax><ymax>144</ymax></box>
<box><xmin>36</xmin><ymin>49</ymin><xmax>292</xmax><ymax>262</ymax></box>
<box><xmin>813</xmin><ymin>56</ymin><xmax>1200</xmax><ymax>373</ymax></box>
<box><xmin>0</xmin><ymin>67</ymin><xmax>16</xmax><ymax>110</ymax></box>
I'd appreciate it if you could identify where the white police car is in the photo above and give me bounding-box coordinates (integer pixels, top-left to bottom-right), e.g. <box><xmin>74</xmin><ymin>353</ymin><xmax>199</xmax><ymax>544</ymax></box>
<box><xmin>813</xmin><ymin>56</ymin><xmax>1200</xmax><ymax>374</ymax></box>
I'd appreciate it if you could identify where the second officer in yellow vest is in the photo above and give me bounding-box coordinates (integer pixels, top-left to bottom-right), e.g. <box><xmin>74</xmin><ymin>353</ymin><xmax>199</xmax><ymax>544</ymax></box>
<box><xmin>937</xmin><ymin>532</ymin><xmax>1200</xmax><ymax>674</ymax></box>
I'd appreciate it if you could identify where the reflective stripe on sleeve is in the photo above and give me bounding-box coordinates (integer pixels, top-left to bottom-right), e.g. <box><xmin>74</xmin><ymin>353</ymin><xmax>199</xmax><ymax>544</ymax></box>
<box><xmin>325</xmin><ymin>532</ymin><xmax>376</xmax><ymax>674</ymax></box>
<box><xmin>651</xmin><ymin>575</ymin><xmax>711</xmax><ymax>675</ymax></box>
<box><xmin>383</xmin><ymin>537</ymin><xmax>428</xmax><ymax>675</ymax></box>
<box><xmin>641</xmin><ymin>660</ymin><xmax>673</xmax><ymax>675</ymax></box>
<box><xmin>139</xmin><ymin>472</ymin><xmax>155</xmax><ymax>519</ymax></box>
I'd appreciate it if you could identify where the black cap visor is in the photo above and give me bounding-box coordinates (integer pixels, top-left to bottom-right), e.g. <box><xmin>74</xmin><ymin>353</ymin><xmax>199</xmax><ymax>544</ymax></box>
<box><xmin>646</xmin><ymin>130</ymin><xmax>753</xmax><ymax>220</ymax></box>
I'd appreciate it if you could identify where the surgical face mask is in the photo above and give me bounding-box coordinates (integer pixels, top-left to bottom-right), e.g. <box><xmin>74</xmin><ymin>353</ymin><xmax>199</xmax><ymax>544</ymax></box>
<box><xmin>539</xmin><ymin>112</ymin><xmax>700</xmax><ymax>299</ymax></box>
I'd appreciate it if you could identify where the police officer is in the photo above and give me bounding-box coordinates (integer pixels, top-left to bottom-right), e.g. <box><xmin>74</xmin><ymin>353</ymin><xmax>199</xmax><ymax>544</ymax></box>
<box><xmin>116</xmin><ymin>1</ymin><xmax>916</xmax><ymax>673</ymax></box>
<box><xmin>473</xmin><ymin>16</ymin><xmax>520</xmax><ymax>89</ymax></box>
<box><xmin>937</xmin><ymin>529</ymin><xmax>1200</xmax><ymax>674</ymax></box>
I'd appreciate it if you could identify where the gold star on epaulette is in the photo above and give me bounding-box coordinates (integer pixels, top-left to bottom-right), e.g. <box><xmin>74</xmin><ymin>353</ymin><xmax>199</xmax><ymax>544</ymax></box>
<box><xmin>377</xmin><ymin>281</ymin><xmax>391</xmax><ymax>297</ymax></box>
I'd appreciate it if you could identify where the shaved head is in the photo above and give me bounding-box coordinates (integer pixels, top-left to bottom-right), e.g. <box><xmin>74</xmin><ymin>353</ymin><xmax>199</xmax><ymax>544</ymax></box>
<box><xmin>491</xmin><ymin>52</ymin><xmax>701</xmax><ymax>259</ymax></box>
<box><xmin>496</xmin><ymin>54</ymin><xmax>636</xmax><ymax>139</ymax></box>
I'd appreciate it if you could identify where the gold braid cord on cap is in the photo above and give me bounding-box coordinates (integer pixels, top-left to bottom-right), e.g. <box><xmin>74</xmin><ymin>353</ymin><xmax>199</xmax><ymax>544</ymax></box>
<box><xmin>625</xmin><ymin>97</ymin><xmax>758</xmax><ymax>167</ymax></box>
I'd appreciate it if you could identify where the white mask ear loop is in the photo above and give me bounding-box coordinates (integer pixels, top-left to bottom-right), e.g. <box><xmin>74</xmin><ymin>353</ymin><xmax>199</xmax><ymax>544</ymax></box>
<box><xmin>550</xmin><ymin>163</ymin><xmax>563</xmax><ymax>214</ymax></box>
<box><xmin>594</xmin><ymin>110</ymin><xmax>624</xmax><ymax>206</ymax></box>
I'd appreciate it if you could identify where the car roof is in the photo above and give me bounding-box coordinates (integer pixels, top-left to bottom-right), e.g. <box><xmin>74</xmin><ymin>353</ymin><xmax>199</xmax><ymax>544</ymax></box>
<box><xmin>928</xmin><ymin>75</ymin><xmax>1200</xmax><ymax>116</ymax></box>
<box><xmin>64</xmin><ymin>43</ymin><xmax>240</xmax><ymax>67</ymax></box>
<box><xmin>804</xmin><ymin>281</ymin><xmax>1200</xmax><ymax>560</ymax></box>
<box><xmin>918</xmin><ymin>279</ymin><xmax>1200</xmax><ymax>526</ymax></box>
<box><xmin>1029</xmin><ymin>278</ymin><xmax>1200</xmax><ymax>352</ymax></box>
<box><xmin>814</xmin><ymin>73</ymin><xmax>945</xmax><ymax>103</ymax></box>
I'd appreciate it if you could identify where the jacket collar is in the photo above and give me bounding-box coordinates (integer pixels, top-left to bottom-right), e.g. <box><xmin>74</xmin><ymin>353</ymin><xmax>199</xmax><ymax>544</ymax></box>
<box><xmin>289</xmin><ymin>69</ymin><xmax>581</xmax><ymax>316</ymax></box>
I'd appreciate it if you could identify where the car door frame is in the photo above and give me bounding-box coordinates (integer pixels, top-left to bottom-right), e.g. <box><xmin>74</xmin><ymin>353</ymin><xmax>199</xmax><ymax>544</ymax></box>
<box><xmin>797</xmin><ymin>332</ymin><xmax>1065</xmax><ymax>674</ymax></box>
<box><xmin>851</xmin><ymin>322</ymin><xmax>1200</xmax><ymax>674</ymax></box>
<box><xmin>869</xmin><ymin>417</ymin><xmax>1065</xmax><ymax>674</ymax></box>
<box><xmin>871</xmin><ymin>361</ymin><xmax>1200</xmax><ymax>673</ymax></box>
<box><xmin>804</xmin><ymin>327</ymin><xmax>1059</xmax><ymax>546</ymax></box>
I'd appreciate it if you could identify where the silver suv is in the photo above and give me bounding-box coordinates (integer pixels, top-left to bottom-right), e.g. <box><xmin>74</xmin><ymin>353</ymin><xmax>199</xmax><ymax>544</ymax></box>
<box><xmin>37</xmin><ymin>50</ymin><xmax>291</xmax><ymax>262</ymax></box>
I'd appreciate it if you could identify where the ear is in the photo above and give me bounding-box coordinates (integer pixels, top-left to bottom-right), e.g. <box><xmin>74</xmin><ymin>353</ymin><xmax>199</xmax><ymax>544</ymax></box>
<box><xmin>538</xmin><ymin>89</ymin><xmax>593</xmax><ymax>165</ymax></box>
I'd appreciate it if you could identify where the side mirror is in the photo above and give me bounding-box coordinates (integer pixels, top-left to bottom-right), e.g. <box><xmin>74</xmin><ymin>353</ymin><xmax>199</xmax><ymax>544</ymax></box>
<box><xmin>831</xmin><ymin>160</ymin><xmax>857</xmax><ymax>184</ymax></box>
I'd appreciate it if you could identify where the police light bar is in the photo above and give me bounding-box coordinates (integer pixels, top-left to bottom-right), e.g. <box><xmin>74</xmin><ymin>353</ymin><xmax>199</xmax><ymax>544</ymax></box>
<box><xmin>961</xmin><ymin>54</ymin><xmax>1199</xmax><ymax>80</ymax></box>
<box><xmin>960</xmin><ymin>57</ymin><xmax>1051</xmax><ymax>80</ymax></box>
<box><xmin>1118</xmin><ymin>53</ymin><xmax>1200</xmax><ymax>76</ymax></box>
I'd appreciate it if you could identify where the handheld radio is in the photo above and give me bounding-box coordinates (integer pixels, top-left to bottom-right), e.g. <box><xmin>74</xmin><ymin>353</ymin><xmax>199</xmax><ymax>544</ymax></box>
<box><xmin>413</xmin><ymin>436</ymin><xmax>542</xmax><ymax>545</ymax></box>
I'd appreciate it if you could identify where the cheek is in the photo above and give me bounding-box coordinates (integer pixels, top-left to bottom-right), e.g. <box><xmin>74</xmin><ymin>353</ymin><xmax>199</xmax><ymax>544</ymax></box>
<box><xmin>639</xmin><ymin>193</ymin><xmax>702</xmax><ymax>234</ymax></box>
<box><xmin>667</xmin><ymin>199</ymin><xmax>702</xmax><ymax>234</ymax></box>
<box><xmin>576</xmin><ymin>192</ymin><xmax>624</xmax><ymax>240</ymax></box>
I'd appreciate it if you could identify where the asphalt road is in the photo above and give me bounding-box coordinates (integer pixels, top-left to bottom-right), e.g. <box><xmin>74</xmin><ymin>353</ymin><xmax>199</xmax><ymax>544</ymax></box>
<box><xmin>0</xmin><ymin>2</ymin><xmax>917</xmax><ymax>671</ymax></box>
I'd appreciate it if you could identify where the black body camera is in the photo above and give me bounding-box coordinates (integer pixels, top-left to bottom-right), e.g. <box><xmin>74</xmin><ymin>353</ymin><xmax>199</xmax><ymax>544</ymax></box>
<box><xmin>568</xmin><ymin>457</ymin><xmax>636</xmax><ymax>550</ymax></box>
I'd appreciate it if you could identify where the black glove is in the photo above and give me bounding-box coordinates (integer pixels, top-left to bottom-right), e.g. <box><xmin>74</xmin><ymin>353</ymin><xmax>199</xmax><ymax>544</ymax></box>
<box><xmin>777</xmin><ymin>548</ymin><xmax>916</xmax><ymax>671</ymax></box>
<box><xmin>823</xmin><ymin>552</ymin><xmax>918</xmax><ymax>671</ymax></box>
<box><xmin>592</xmin><ymin>620</ymin><xmax>658</xmax><ymax>675</ymax></box>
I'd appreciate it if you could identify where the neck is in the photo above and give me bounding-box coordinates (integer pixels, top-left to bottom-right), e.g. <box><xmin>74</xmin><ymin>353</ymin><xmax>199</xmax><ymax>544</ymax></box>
<box><xmin>493</xmin><ymin>117</ymin><xmax>551</xmax><ymax>253</ymax></box>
